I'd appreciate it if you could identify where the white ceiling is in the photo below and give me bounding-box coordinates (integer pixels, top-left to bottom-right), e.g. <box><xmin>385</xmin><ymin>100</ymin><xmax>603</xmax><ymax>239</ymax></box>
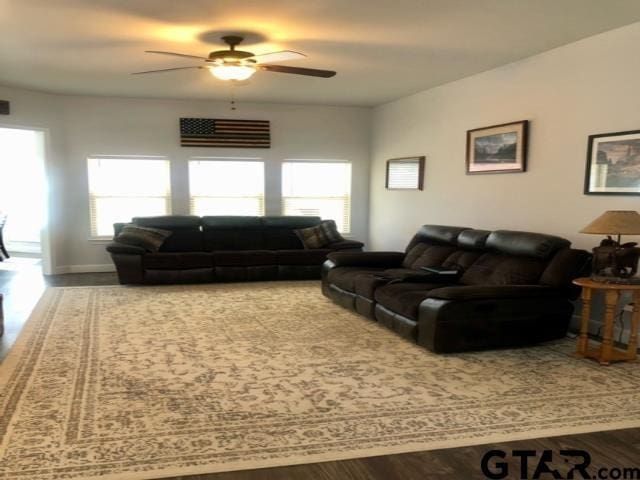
<box><xmin>2</xmin><ymin>0</ymin><xmax>640</xmax><ymax>106</ymax></box>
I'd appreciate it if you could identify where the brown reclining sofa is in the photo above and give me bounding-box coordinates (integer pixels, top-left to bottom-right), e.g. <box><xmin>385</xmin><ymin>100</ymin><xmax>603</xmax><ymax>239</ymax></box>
<box><xmin>322</xmin><ymin>225</ymin><xmax>590</xmax><ymax>353</ymax></box>
<box><xmin>107</xmin><ymin>215</ymin><xmax>363</xmax><ymax>284</ymax></box>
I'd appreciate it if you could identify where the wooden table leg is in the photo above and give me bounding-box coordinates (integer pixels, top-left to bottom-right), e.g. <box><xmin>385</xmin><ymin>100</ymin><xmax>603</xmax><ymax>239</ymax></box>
<box><xmin>628</xmin><ymin>292</ymin><xmax>640</xmax><ymax>361</ymax></box>
<box><xmin>577</xmin><ymin>287</ymin><xmax>592</xmax><ymax>356</ymax></box>
<box><xmin>600</xmin><ymin>290</ymin><xmax>620</xmax><ymax>365</ymax></box>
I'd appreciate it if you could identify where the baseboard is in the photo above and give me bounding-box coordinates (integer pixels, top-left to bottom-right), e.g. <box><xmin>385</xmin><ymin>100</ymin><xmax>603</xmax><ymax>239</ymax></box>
<box><xmin>51</xmin><ymin>264</ymin><xmax>116</xmax><ymax>274</ymax></box>
<box><xmin>7</xmin><ymin>241</ymin><xmax>41</xmax><ymax>254</ymax></box>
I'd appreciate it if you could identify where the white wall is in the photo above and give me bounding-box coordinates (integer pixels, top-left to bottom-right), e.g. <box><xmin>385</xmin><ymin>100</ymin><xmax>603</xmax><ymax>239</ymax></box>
<box><xmin>0</xmin><ymin>86</ymin><xmax>371</xmax><ymax>272</ymax></box>
<box><xmin>370</xmin><ymin>22</ymin><xmax>640</xmax><ymax>252</ymax></box>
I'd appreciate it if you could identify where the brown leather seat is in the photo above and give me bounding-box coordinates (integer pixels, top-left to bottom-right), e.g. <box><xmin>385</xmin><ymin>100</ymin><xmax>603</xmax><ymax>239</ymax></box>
<box><xmin>374</xmin><ymin>282</ymin><xmax>455</xmax><ymax>320</ymax></box>
<box><xmin>327</xmin><ymin>267</ymin><xmax>385</xmax><ymax>292</ymax></box>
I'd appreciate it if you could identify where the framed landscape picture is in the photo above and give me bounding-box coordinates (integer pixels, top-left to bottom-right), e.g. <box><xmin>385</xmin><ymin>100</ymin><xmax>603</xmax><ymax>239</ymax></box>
<box><xmin>584</xmin><ymin>129</ymin><xmax>640</xmax><ymax>195</ymax></box>
<box><xmin>466</xmin><ymin>120</ymin><xmax>528</xmax><ymax>174</ymax></box>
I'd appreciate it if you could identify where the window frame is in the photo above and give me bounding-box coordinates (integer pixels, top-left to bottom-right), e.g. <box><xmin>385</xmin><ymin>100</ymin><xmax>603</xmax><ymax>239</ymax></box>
<box><xmin>188</xmin><ymin>157</ymin><xmax>265</xmax><ymax>217</ymax></box>
<box><xmin>281</xmin><ymin>160</ymin><xmax>352</xmax><ymax>234</ymax></box>
<box><xmin>385</xmin><ymin>156</ymin><xmax>425</xmax><ymax>190</ymax></box>
<box><xmin>87</xmin><ymin>155</ymin><xmax>172</xmax><ymax>239</ymax></box>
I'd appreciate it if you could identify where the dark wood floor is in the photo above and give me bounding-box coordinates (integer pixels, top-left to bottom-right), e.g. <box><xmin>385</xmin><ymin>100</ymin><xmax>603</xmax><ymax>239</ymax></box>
<box><xmin>1</xmin><ymin>263</ymin><xmax>638</xmax><ymax>479</ymax></box>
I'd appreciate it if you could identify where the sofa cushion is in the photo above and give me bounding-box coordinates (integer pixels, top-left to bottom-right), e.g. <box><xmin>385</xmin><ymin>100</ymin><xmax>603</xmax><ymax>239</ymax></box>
<box><xmin>133</xmin><ymin>216</ymin><xmax>202</xmax><ymax>252</ymax></box>
<box><xmin>457</xmin><ymin>229</ymin><xmax>491</xmax><ymax>250</ymax></box>
<box><xmin>327</xmin><ymin>266</ymin><xmax>386</xmax><ymax>292</ymax></box>
<box><xmin>540</xmin><ymin>249</ymin><xmax>591</xmax><ymax>293</ymax></box>
<box><xmin>403</xmin><ymin>244</ymin><xmax>459</xmax><ymax>269</ymax></box>
<box><xmin>486</xmin><ymin>230</ymin><xmax>571</xmax><ymax>259</ymax></box>
<box><xmin>143</xmin><ymin>252</ymin><xmax>214</xmax><ymax>269</ymax></box>
<box><xmin>441</xmin><ymin>250</ymin><xmax>485</xmax><ymax>272</ymax></box>
<box><xmin>116</xmin><ymin>225</ymin><xmax>172</xmax><ymax>252</ymax></box>
<box><xmin>262</xmin><ymin>216</ymin><xmax>322</xmax><ymax>250</ymax></box>
<box><xmin>353</xmin><ymin>270</ymin><xmax>418</xmax><ymax>299</ymax></box>
<box><xmin>214</xmin><ymin>250</ymin><xmax>276</xmax><ymax>266</ymax></box>
<box><xmin>294</xmin><ymin>223</ymin><xmax>331</xmax><ymax>249</ymax></box>
<box><xmin>295</xmin><ymin>220</ymin><xmax>344</xmax><ymax>249</ymax></box>
<box><xmin>405</xmin><ymin>225</ymin><xmax>469</xmax><ymax>253</ymax></box>
<box><xmin>374</xmin><ymin>282</ymin><xmax>455</xmax><ymax>320</ymax></box>
<box><xmin>460</xmin><ymin>253</ymin><xmax>548</xmax><ymax>286</ymax></box>
<box><xmin>276</xmin><ymin>249</ymin><xmax>332</xmax><ymax>265</ymax></box>
<box><xmin>201</xmin><ymin>216</ymin><xmax>264</xmax><ymax>251</ymax></box>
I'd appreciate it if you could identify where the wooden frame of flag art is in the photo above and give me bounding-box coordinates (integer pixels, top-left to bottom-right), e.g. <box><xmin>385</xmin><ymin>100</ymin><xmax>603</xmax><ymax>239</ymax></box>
<box><xmin>180</xmin><ymin>118</ymin><xmax>271</xmax><ymax>148</ymax></box>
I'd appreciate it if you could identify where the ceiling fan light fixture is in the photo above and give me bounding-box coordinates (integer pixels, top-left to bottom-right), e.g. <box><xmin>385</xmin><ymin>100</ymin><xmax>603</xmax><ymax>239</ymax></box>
<box><xmin>209</xmin><ymin>64</ymin><xmax>256</xmax><ymax>81</ymax></box>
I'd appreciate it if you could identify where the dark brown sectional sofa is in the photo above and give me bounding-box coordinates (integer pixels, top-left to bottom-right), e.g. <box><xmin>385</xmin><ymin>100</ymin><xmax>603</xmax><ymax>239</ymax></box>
<box><xmin>107</xmin><ymin>215</ymin><xmax>363</xmax><ymax>284</ymax></box>
<box><xmin>322</xmin><ymin>225</ymin><xmax>590</xmax><ymax>353</ymax></box>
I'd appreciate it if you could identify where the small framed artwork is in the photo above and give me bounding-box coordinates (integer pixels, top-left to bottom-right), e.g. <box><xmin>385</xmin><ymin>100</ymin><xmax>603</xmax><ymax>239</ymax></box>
<box><xmin>584</xmin><ymin>129</ymin><xmax>640</xmax><ymax>195</ymax></box>
<box><xmin>466</xmin><ymin>120</ymin><xmax>528</xmax><ymax>174</ymax></box>
<box><xmin>386</xmin><ymin>156</ymin><xmax>425</xmax><ymax>190</ymax></box>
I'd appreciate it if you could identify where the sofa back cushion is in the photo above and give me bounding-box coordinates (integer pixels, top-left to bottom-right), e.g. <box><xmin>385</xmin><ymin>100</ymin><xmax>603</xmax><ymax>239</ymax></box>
<box><xmin>132</xmin><ymin>215</ymin><xmax>202</xmax><ymax>252</ymax></box>
<box><xmin>262</xmin><ymin>216</ymin><xmax>322</xmax><ymax>250</ymax></box>
<box><xmin>403</xmin><ymin>225</ymin><xmax>473</xmax><ymax>269</ymax></box>
<box><xmin>202</xmin><ymin>216</ymin><xmax>264</xmax><ymax>251</ymax></box>
<box><xmin>460</xmin><ymin>253</ymin><xmax>549</xmax><ymax>285</ymax></box>
<box><xmin>460</xmin><ymin>230</ymin><xmax>571</xmax><ymax>286</ymax></box>
<box><xmin>403</xmin><ymin>244</ymin><xmax>459</xmax><ymax>269</ymax></box>
<box><xmin>404</xmin><ymin>225</ymin><xmax>470</xmax><ymax>254</ymax></box>
<box><xmin>485</xmin><ymin>230</ymin><xmax>570</xmax><ymax>259</ymax></box>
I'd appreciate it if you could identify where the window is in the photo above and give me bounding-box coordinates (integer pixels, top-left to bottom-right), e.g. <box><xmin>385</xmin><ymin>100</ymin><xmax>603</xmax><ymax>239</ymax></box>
<box><xmin>386</xmin><ymin>156</ymin><xmax>425</xmax><ymax>190</ymax></box>
<box><xmin>189</xmin><ymin>159</ymin><xmax>265</xmax><ymax>216</ymax></box>
<box><xmin>87</xmin><ymin>157</ymin><xmax>171</xmax><ymax>237</ymax></box>
<box><xmin>282</xmin><ymin>161</ymin><xmax>351</xmax><ymax>233</ymax></box>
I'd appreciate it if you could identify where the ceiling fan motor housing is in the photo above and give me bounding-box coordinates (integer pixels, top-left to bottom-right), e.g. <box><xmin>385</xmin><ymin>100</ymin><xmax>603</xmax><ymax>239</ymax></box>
<box><xmin>206</xmin><ymin>35</ymin><xmax>255</xmax><ymax>63</ymax></box>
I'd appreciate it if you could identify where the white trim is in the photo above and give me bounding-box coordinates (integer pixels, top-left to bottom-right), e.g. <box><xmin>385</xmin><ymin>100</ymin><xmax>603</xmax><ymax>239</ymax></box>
<box><xmin>0</xmin><ymin>123</ymin><xmax>54</xmax><ymax>275</ymax></box>
<box><xmin>6</xmin><ymin>241</ymin><xmax>41</xmax><ymax>254</ymax></box>
<box><xmin>87</xmin><ymin>154</ymin><xmax>169</xmax><ymax>160</ymax></box>
<box><xmin>52</xmin><ymin>264</ymin><xmax>116</xmax><ymax>274</ymax></box>
<box><xmin>190</xmin><ymin>156</ymin><xmax>263</xmax><ymax>161</ymax></box>
<box><xmin>88</xmin><ymin>237</ymin><xmax>112</xmax><ymax>243</ymax></box>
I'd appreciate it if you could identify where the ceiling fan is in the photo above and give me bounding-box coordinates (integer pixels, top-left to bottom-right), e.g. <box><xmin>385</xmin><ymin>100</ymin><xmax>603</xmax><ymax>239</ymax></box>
<box><xmin>132</xmin><ymin>35</ymin><xmax>336</xmax><ymax>81</ymax></box>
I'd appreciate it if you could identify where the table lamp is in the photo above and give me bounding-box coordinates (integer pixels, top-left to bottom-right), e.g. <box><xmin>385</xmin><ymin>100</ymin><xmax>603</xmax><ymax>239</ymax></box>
<box><xmin>580</xmin><ymin>210</ymin><xmax>640</xmax><ymax>283</ymax></box>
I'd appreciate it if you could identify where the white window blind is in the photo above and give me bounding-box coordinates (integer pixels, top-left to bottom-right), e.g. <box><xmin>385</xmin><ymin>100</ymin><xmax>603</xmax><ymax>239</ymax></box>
<box><xmin>87</xmin><ymin>157</ymin><xmax>171</xmax><ymax>237</ymax></box>
<box><xmin>386</xmin><ymin>157</ymin><xmax>424</xmax><ymax>190</ymax></box>
<box><xmin>189</xmin><ymin>159</ymin><xmax>265</xmax><ymax>216</ymax></box>
<box><xmin>282</xmin><ymin>161</ymin><xmax>351</xmax><ymax>233</ymax></box>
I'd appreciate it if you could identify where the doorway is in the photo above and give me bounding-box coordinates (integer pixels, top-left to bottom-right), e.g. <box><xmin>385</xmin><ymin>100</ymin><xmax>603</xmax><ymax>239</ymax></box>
<box><xmin>0</xmin><ymin>126</ymin><xmax>51</xmax><ymax>275</ymax></box>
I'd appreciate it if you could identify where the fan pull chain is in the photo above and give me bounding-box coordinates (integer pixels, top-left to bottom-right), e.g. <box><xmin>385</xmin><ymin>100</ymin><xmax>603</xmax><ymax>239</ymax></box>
<box><xmin>230</xmin><ymin>82</ymin><xmax>237</xmax><ymax>111</ymax></box>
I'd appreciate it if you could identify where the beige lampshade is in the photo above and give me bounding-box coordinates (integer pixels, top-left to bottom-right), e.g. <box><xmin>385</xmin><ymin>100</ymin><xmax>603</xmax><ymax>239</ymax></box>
<box><xmin>580</xmin><ymin>210</ymin><xmax>640</xmax><ymax>235</ymax></box>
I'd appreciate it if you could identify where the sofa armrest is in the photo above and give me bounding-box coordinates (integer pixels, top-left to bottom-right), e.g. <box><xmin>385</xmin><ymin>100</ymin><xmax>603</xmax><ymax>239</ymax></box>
<box><xmin>328</xmin><ymin>239</ymin><xmax>365</xmax><ymax>251</ymax></box>
<box><xmin>426</xmin><ymin>284</ymin><xmax>564</xmax><ymax>301</ymax></box>
<box><xmin>106</xmin><ymin>242</ymin><xmax>146</xmax><ymax>255</ymax></box>
<box><xmin>327</xmin><ymin>251</ymin><xmax>405</xmax><ymax>268</ymax></box>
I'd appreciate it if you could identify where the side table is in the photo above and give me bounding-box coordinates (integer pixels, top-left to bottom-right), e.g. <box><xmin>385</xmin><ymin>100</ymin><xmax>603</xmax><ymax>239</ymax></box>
<box><xmin>573</xmin><ymin>277</ymin><xmax>640</xmax><ymax>365</ymax></box>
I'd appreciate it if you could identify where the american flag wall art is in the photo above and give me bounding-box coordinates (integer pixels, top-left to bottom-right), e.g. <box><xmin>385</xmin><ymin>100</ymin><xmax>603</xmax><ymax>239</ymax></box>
<box><xmin>179</xmin><ymin>118</ymin><xmax>271</xmax><ymax>148</ymax></box>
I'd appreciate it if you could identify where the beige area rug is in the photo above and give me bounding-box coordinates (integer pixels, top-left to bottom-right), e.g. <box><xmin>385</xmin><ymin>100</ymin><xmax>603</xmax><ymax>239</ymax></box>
<box><xmin>1</xmin><ymin>282</ymin><xmax>640</xmax><ymax>480</ymax></box>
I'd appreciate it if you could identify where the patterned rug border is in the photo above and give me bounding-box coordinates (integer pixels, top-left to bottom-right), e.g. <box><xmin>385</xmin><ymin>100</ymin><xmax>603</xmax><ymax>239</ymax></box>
<box><xmin>20</xmin><ymin>421</ymin><xmax>638</xmax><ymax>480</ymax></box>
<box><xmin>1</xmin><ymin>283</ymin><xmax>640</xmax><ymax>480</ymax></box>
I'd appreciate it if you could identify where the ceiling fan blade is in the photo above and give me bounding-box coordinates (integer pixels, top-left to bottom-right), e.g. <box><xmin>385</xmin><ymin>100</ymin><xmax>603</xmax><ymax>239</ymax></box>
<box><xmin>259</xmin><ymin>65</ymin><xmax>336</xmax><ymax>78</ymax></box>
<box><xmin>131</xmin><ymin>66</ymin><xmax>203</xmax><ymax>75</ymax></box>
<box><xmin>145</xmin><ymin>50</ymin><xmax>208</xmax><ymax>61</ymax></box>
<box><xmin>248</xmin><ymin>50</ymin><xmax>306</xmax><ymax>64</ymax></box>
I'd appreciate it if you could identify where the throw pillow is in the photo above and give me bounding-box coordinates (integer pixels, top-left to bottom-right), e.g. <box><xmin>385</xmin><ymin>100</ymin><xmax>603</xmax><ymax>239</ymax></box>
<box><xmin>319</xmin><ymin>220</ymin><xmax>345</xmax><ymax>244</ymax></box>
<box><xmin>294</xmin><ymin>220</ymin><xmax>344</xmax><ymax>249</ymax></box>
<box><xmin>116</xmin><ymin>225</ymin><xmax>172</xmax><ymax>252</ymax></box>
